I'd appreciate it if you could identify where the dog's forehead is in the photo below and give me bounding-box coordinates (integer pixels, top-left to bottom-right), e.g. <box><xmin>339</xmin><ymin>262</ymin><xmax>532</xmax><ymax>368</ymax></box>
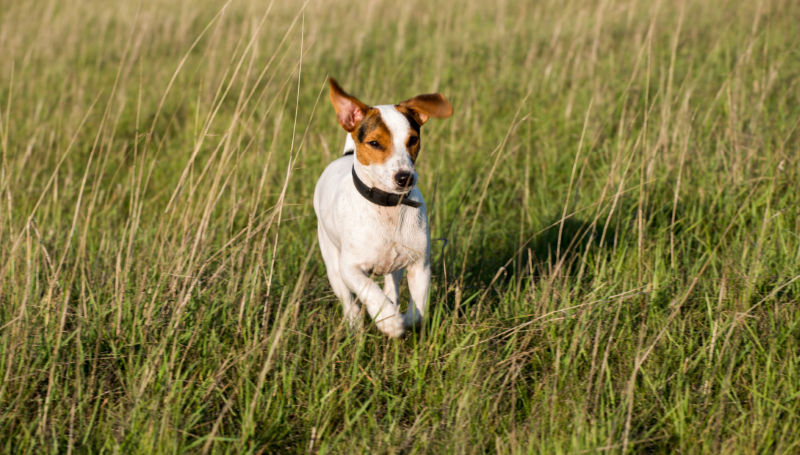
<box><xmin>374</xmin><ymin>105</ymin><xmax>411</xmax><ymax>141</ymax></box>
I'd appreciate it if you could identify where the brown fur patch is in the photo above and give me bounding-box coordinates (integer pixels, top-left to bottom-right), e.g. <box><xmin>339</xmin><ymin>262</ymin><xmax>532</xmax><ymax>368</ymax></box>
<box><xmin>397</xmin><ymin>93</ymin><xmax>453</xmax><ymax>125</ymax></box>
<box><xmin>352</xmin><ymin>108</ymin><xmax>394</xmax><ymax>165</ymax></box>
<box><xmin>406</xmin><ymin>130</ymin><xmax>420</xmax><ymax>163</ymax></box>
<box><xmin>395</xmin><ymin>105</ymin><xmax>422</xmax><ymax>163</ymax></box>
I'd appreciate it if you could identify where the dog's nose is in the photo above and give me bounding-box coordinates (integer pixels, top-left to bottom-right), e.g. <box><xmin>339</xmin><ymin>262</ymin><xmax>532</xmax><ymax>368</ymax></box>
<box><xmin>394</xmin><ymin>171</ymin><xmax>414</xmax><ymax>189</ymax></box>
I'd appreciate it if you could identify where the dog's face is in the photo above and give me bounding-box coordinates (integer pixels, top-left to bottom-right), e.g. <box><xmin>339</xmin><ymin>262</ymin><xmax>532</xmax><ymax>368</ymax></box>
<box><xmin>329</xmin><ymin>78</ymin><xmax>453</xmax><ymax>194</ymax></box>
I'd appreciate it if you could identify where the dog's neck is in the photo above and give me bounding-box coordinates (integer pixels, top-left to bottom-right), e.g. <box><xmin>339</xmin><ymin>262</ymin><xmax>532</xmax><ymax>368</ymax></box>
<box><xmin>350</xmin><ymin>166</ymin><xmax>420</xmax><ymax>208</ymax></box>
<box><xmin>350</xmin><ymin>158</ymin><xmax>380</xmax><ymax>190</ymax></box>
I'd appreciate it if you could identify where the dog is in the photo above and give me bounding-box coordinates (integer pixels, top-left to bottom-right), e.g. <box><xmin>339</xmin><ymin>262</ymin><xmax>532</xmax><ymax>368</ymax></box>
<box><xmin>313</xmin><ymin>78</ymin><xmax>453</xmax><ymax>338</ymax></box>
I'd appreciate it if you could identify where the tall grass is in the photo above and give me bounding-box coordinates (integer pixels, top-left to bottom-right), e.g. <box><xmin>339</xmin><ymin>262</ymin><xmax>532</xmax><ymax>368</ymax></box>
<box><xmin>1</xmin><ymin>0</ymin><xmax>799</xmax><ymax>452</ymax></box>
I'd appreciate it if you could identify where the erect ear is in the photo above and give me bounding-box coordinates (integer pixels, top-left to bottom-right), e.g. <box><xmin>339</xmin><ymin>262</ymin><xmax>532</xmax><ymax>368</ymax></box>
<box><xmin>329</xmin><ymin>77</ymin><xmax>368</xmax><ymax>132</ymax></box>
<box><xmin>397</xmin><ymin>93</ymin><xmax>453</xmax><ymax>125</ymax></box>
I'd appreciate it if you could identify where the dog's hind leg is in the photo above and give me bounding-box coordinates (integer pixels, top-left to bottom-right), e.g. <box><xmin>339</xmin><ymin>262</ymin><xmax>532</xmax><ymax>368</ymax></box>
<box><xmin>318</xmin><ymin>228</ymin><xmax>362</xmax><ymax>329</ymax></box>
<box><xmin>383</xmin><ymin>269</ymin><xmax>404</xmax><ymax>304</ymax></box>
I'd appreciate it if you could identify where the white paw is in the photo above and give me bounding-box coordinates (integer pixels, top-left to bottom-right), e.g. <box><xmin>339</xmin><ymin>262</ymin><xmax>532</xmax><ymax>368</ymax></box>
<box><xmin>376</xmin><ymin>314</ymin><xmax>406</xmax><ymax>338</ymax></box>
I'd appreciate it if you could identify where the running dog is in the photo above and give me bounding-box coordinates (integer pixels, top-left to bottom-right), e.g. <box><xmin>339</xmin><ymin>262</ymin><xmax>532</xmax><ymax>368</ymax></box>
<box><xmin>313</xmin><ymin>78</ymin><xmax>452</xmax><ymax>337</ymax></box>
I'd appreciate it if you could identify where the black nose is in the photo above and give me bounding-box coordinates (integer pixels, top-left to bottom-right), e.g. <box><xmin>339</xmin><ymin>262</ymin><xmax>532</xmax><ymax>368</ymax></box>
<box><xmin>394</xmin><ymin>171</ymin><xmax>414</xmax><ymax>189</ymax></box>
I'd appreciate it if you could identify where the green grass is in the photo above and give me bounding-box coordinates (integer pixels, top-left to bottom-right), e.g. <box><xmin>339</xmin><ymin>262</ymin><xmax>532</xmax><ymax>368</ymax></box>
<box><xmin>1</xmin><ymin>0</ymin><xmax>799</xmax><ymax>452</ymax></box>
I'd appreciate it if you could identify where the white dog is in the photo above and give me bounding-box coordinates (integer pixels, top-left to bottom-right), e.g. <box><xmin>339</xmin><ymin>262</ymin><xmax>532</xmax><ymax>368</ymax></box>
<box><xmin>313</xmin><ymin>78</ymin><xmax>453</xmax><ymax>338</ymax></box>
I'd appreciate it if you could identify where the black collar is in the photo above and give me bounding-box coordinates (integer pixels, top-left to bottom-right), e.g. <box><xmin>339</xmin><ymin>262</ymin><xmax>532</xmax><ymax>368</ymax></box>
<box><xmin>351</xmin><ymin>166</ymin><xmax>421</xmax><ymax>208</ymax></box>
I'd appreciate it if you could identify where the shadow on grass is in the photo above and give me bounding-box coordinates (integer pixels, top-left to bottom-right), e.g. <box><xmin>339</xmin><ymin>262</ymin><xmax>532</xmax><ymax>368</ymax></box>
<box><xmin>436</xmin><ymin>214</ymin><xmax>618</xmax><ymax>312</ymax></box>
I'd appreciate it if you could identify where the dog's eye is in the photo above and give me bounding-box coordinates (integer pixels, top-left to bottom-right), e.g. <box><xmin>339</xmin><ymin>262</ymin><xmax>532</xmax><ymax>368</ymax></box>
<box><xmin>407</xmin><ymin>136</ymin><xmax>419</xmax><ymax>147</ymax></box>
<box><xmin>367</xmin><ymin>140</ymin><xmax>381</xmax><ymax>148</ymax></box>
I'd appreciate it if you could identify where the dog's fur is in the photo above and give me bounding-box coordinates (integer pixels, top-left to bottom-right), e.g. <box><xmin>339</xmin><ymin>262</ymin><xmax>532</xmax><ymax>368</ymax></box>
<box><xmin>313</xmin><ymin>78</ymin><xmax>453</xmax><ymax>337</ymax></box>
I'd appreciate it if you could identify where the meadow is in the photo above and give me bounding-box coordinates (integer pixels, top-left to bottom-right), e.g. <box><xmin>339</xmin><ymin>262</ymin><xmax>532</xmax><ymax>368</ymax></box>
<box><xmin>1</xmin><ymin>0</ymin><xmax>799</xmax><ymax>452</ymax></box>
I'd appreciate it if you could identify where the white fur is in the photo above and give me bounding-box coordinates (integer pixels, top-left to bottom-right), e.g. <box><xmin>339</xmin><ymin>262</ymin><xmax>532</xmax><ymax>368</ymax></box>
<box><xmin>313</xmin><ymin>105</ymin><xmax>430</xmax><ymax>338</ymax></box>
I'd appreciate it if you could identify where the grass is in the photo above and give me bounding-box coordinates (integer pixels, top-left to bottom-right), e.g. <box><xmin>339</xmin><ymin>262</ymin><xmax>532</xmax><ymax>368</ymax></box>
<box><xmin>1</xmin><ymin>0</ymin><xmax>799</xmax><ymax>452</ymax></box>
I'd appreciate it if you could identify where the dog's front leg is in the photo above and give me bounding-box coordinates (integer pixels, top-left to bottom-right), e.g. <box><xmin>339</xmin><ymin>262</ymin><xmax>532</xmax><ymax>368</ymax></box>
<box><xmin>404</xmin><ymin>258</ymin><xmax>430</xmax><ymax>329</ymax></box>
<box><xmin>340</xmin><ymin>263</ymin><xmax>405</xmax><ymax>338</ymax></box>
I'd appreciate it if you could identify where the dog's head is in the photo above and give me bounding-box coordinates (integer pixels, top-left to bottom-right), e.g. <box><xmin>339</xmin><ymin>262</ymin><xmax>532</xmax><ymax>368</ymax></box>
<box><xmin>329</xmin><ymin>78</ymin><xmax>453</xmax><ymax>194</ymax></box>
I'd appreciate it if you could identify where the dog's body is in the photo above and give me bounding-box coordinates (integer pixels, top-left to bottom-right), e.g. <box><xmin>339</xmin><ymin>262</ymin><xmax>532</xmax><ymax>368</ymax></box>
<box><xmin>313</xmin><ymin>79</ymin><xmax>452</xmax><ymax>337</ymax></box>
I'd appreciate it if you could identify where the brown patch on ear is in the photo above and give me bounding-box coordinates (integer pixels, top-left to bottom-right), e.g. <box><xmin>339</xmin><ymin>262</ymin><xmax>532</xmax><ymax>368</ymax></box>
<box><xmin>329</xmin><ymin>78</ymin><xmax>368</xmax><ymax>132</ymax></box>
<box><xmin>397</xmin><ymin>93</ymin><xmax>453</xmax><ymax>125</ymax></box>
<box><xmin>353</xmin><ymin>109</ymin><xmax>394</xmax><ymax>165</ymax></box>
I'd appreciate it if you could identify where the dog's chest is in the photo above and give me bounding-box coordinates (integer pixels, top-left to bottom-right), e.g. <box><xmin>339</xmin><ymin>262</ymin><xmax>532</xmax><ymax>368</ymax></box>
<box><xmin>363</xmin><ymin>207</ymin><xmax>427</xmax><ymax>275</ymax></box>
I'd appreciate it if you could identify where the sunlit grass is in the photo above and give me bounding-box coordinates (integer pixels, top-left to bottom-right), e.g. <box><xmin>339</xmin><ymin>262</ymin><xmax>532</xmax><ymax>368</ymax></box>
<box><xmin>1</xmin><ymin>0</ymin><xmax>799</xmax><ymax>452</ymax></box>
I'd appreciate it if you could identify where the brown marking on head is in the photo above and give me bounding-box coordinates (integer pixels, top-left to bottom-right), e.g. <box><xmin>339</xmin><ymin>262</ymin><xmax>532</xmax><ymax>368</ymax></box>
<box><xmin>330</xmin><ymin>79</ymin><xmax>453</xmax><ymax>167</ymax></box>
<box><xmin>395</xmin><ymin>105</ymin><xmax>422</xmax><ymax>162</ymax></box>
<box><xmin>397</xmin><ymin>93</ymin><xmax>453</xmax><ymax>125</ymax></box>
<box><xmin>353</xmin><ymin>108</ymin><xmax>394</xmax><ymax>165</ymax></box>
<box><xmin>329</xmin><ymin>77</ymin><xmax>368</xmax><ymax>132</ymax></box>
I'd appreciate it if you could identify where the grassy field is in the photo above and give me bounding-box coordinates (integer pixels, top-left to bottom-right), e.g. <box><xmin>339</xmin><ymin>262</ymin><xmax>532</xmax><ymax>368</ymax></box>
<box><xmin>1</xmin><ymin>0</ymin><xmax>799</xmax><ymax>452</ymax></box>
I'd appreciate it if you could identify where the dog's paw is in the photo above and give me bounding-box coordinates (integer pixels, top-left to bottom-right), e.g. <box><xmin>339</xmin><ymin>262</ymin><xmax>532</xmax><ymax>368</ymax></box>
<box><xmin>376</xmin><ymin>315</ymin><xmax>406</xmax><ymax>338</ymax></box>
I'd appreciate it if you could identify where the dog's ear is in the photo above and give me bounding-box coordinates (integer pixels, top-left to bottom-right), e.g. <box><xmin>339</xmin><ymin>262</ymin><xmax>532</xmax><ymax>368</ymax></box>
<box><xmin>398</xmin><ymin>93</ymin><xmax>453</xmax><ymax>125</ymax></box>
<box><xmin>329</xmin><ymin>78</ymin><xmax>368</xmax><ymax>132</ymax></box>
